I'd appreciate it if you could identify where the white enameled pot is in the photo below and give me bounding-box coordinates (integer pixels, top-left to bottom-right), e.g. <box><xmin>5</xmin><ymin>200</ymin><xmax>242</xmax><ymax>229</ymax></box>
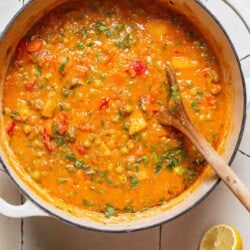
<box><xmin>0</xmin><ymin>0</ymin><xmax>249</xmax><ymax>232</ymax></box>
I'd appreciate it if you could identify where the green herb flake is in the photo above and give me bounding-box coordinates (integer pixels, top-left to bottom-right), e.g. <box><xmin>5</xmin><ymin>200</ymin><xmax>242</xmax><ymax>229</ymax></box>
<box><xmin>130</xmin><ymin>175</ymin><xmax>139</xmax><ymax>188</ymax></box>
<box><xmin>36</xmin><ymin>65</ymin><xmax>42</xmax><ymax>76</ymax></box>
<box><xmin>116</xmin><ymin>23</ymin><xmax>124</xmax><ymax>32</ymax></box>
<box><xmin>86</xmin><ymin>75</ymin><xmax>93</xmax><ymax>84</ymax></box>
<box><xmin>123</xmin><ymin>122</ymin><xmax>129</xmax><ymax>131</ymax></box>
<box><xmin>58</xmin><ymin>57</ymin><xmax>69</xmax><ymax>73</ymax></box>
<box><xmin>74</xmin><ymin>161</ymin><xmax>88</xmax><ymax>169</ymax></box>
<box><xmin>53</xmin><ymin>123</ymin><xmax>67</xmax><ymax>147</ymax></box>
<box><xmin>62</xmin><ymin>87</ymin><xmax>70</xmax><ymax>97</ymax></box>
<box><xmin>171</xmin><ymin>85</ymin><xmax>179</xmax><ymax>100</ymax></box>
<box><xmin>115</xmin><ymin>34</ymin><xmax>131</xmax><ymax>49</ymax></box>
<box><xmin>185</xmin><ymin>170</ymin><xmax>197</xmax><ymax>183</ymax></box>
<box><xmin>190</xmin><ymin>101</ymin><xmax>200</xmax><ymax>112</ymax></box>
<box><xmin>69</xmin><ymin>83</ymin><xmax>82</xmax><ymax>90</ymax></box>
<box><xmin>11</xmin><ymin>110</ymin><xmax>20</xmax><ymax>119</ymax></box>
<box><xmin>154</xmin><ymin>163</ymin><xmax>163</xmax><ymax>174</ymax></box>
<box><xmin>86</xmin><ymin>39</ymin><xmax>94</xmax><ymax>47</ymax></box>
<box><xmin>136</xmin><ymin>156</ymin><xmax>148</xmax><ymax>163</ymax></box>
<box><xmin>118</xmin><ymin>108</ymin><xmax>124</xmax><ymax>118</ymax></box>
<box><xmin>95</xmin><ymin>21</ymin><xmax>112</xmax><ymax>37</ymax></box>
<box><xmin>167</xmin><ymin>157</ymin><xmax>180</xmax><ymax>169</ymax></box>
<box><xmin>63</xmin><ymin>153</ymin><xmax>76</xmax><ymax>162</ymax></box>
<box><xmin>56</xmin><ymin>178</ymin><xmax>68</xmax><ymax>184</ymax></box>
<box><xmin>85</xmin><ymin>169</ymin><xmax>96</xmax><ymax>175</ymax></box>
<box><xmin>134</xmin><ymin>164</ymin><xmax>140</xmax><ymax>172</ymax></box>
<box><xmin>83</xmin><ymin>199</ymin><xmax>93</xmax><ymax>207</ymax></box>
<box><xmin>156</xmin><ymin>199</ymin><xmax>165</xmax><ymax>206</ymax></box>
<box><xmin>76</xmin><ymin>42</ymin><xmax>84</xmax><ymax>49</ymax></box>
<box><xmin>124</xmin><ymin>206</ymin><xmax>135</xmax><ymax>213</ymax></box>
<box><xmin>104</xmin><ymin>204</ymin><xmax>116</xmax><ymax>218</ymax></box>
<box><xmin>99</xmin><ymin>73</ymin><xmax>107</xmax><ymax>79</ymax></box>
<box><xmin>96</xmin><ymin>51</ymin><xmax>103</xmax><ymax>62</ymax></box>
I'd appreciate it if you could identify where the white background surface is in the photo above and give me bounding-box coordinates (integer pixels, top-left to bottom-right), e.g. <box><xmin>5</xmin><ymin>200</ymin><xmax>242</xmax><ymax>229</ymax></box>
<box><xmin>0</xmin><ymin>0</ymin><xmax>250</xmax><ymax>249</ymax></box>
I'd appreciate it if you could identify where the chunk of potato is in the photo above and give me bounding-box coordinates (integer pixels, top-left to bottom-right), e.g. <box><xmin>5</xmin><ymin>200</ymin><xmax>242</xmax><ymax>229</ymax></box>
<box><xmin>99</xmin><ymin>141</ymin><xmax>111</xmax><ymax>157</ymax></box>
<box><xmin>129</xmin><ymin>109</ymin><xmax>147</xmax><ymax>135</ymax></box>
<box><xmin>42</xmin><ymin>92</ymin><xmax>57</xmax><ymax>118</ymax></box>
<box><xmin>171</xmin><ymin>57</ymin><xmax>198</xmax><ymax>69</ymax></box>
<box><xmin>147</xmin><ymin>20</ymin><xmax>169</xmax><ymax>37</ymax></box>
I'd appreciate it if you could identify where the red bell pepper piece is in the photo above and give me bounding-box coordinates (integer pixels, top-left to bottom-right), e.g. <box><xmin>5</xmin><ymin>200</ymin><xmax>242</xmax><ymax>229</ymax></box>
<box><xmin>26</xmin><ymin>77</ymin><xmax>37</xmax><ymax>91</ymax></box>
<box><xmin>99</xmin><ymin>97</ymin><xmax>109</xmax><ymax>110</ymax></box>
<box><xmin>42</xmin><ymin>129</ymin><xmax>52</xmax><ymax>151</ymax></box>
<box><xmin>131</xmin><ymin>60</ymin><xmax>147</xmax><ymax>75</ymax></box>
<box><xmin>26</xmin><ymin>39</ymin><xmax>43</xmax><ymax>53</ymax></box>
<box><xmin>57</xmin><ymin>112</ymin><xmax>69</xmax><ymax>135</ymax></box>
<box><xmin>6</xmin><ymin>122</ymin><xmax>16</xmax><ymax>135</ymax></box>
<box><xmin>77</xmin><ymin>143</ymin><xmax>89</xmax><ymax>155</ymax></box>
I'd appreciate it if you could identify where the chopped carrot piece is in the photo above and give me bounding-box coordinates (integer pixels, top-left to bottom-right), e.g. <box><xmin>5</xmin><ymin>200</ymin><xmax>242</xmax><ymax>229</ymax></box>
<box><xmin>26</xmin><ymin>39</ymin><xmax>43</xmax><ymax>53</ymax></box>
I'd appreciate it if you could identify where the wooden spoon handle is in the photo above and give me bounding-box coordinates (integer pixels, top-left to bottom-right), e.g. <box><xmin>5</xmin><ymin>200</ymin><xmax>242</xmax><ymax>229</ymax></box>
<box><xmin>174</xmin><ymin>116</ymin><xmax>250</xmax><ymax>211</ymax></box>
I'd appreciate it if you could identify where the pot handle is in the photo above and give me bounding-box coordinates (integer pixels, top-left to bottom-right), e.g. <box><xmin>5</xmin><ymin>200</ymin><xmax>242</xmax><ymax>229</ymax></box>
<box><xmin>0</xmin><ymin>167</ymin><xmax>48</xmax><ymax>217</ymax></box>
<box><xmin>0</xmin><ymin>197</ymin><xmax>48</xmax><ymax>218</ymax></box>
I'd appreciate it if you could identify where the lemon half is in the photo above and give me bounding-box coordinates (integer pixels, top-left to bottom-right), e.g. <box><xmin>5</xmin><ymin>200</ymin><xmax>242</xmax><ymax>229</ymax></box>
<box><xmin>199</xmin><ymin>224</ymin><xmax>243</xmax><ymax>250</ymax></box>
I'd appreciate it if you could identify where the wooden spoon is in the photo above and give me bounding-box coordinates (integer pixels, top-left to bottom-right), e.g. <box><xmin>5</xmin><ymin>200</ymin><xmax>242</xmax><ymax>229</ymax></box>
<box><xmin>157</xmin><ymin>65</ymin><xmax>250</xmax><ymax>212</ymax></box>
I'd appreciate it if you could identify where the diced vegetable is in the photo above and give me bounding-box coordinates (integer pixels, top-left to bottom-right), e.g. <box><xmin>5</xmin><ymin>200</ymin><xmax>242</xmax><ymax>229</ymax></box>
<box><xmin>42</xmin><ymin>92</ymin><xmax>57</xmax><ymax>118</ymax></box>
<box><xmin>104</xmin><ymin>204</ymin><xmax>116</xmax><ymax>218</ymax></box>
<box><xmin>41</xmin><ymin>129</ymin><xmax>52</xmax><ymax>151</ymax></box>
<box><xmin>58</xmin><ymin>57</ymin><xmax>69</xmax><ymax>73</ymax></box>
<box><xmin>99</xmin><ymin>141</ymin><xmax>111</xmax><ymax>156</ymax></box>
<box><xmin>147</xmin><ymin>20</ymin><xmax>169</xmax><ymax>37</ymax></box>
<box><xmin>26</xmin><ymin>77</ymin><xmax>37</xmax><ymax>91</ymax></box>
<box><xmin>131</xmin><ymin>60</ymin><xmax>147</xmax><ymax>75</ymax></box>
<box><xmin>171</xmin><ymin>57</ymin><xmax>198</xmax><ymax>69</ymax></box>
<box><xmin>211</xmin><ymin>84</ymin><xmax>222</xmax><ymax>95</ymax></box>
<box><xmin>99</xmin><ymin>97</ymin><xmax>109</xmax><ymax>110</ymax></box>
<box><xmin>77</xmin><ymin>143</ymin><xmax>89</xmax><ymax>155</ymax></box>
<box><xmin>129</xmin><ymin>109</ymin><xmax>147</xmax><ymax>135</ymax></box>
<box><xmin>57</xmin><ymin>112</ymin><xmax>69</xmax><ymax>135</ymax></box>
<box><xmin>26</xmin><ymin>39</ymin><xmax>43</xmax><ymax>53</ymax></box>
<box><xmin>6</xmin><ymin>121</ymin><xmax>16</xmax><ymax>135</ymax></box>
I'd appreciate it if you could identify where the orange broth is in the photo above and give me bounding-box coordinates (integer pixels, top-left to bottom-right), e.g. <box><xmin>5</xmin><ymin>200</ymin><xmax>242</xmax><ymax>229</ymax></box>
<box><xmin>2</xmin><ymin>0</ymin><xmax>230</xmax><ymax>216</ymax></box>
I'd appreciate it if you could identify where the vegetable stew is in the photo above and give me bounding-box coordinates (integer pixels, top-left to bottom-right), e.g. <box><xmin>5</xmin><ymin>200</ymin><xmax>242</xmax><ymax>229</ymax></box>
<box><xmin>2</xmin><ymin>0</ymin><xmax>231</xmax><ymax>217</ymax></box>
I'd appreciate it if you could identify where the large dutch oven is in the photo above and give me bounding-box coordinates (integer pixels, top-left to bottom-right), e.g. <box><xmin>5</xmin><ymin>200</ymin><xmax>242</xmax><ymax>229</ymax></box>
<box><xmin>0</xmin><ymin>0</ymin><xmax>249</xmax><ymax>232</ymax></box>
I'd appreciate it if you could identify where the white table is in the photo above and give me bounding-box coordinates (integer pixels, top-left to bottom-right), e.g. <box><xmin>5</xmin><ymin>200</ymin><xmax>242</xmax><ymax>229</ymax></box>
<box><xmin>0</xmin><ymin>1</ymin><xmax>250</xmax><ymax>249</ymax></box>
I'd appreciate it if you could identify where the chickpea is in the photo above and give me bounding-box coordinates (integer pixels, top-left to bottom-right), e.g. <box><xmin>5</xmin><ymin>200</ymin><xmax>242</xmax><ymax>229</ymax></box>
<box><xmin>34</xmin><ymin>99</ymin><xmax>44</xmax><ymax>110</ymax></box>
<box><xmin>107</xmin><ymin>163</ymin><xmax>114</xmax><ymax>171</ymax></box>
<box><xmin>137</xmin><ymin>170</ymin><xmax>147</xmax><ymax>180</ymax></box>
<box><xmin>94</xmin><ymin>80</ymin><xmax>103</xmax><ymax>88</ymax></box>
<box><xmin>63</xmin><ymin>24</ymin><xmax>70</xmax><ymax>31</ymax></box>
<box><xmin>199</xmin><ymin>114</ymin><xmax>205</xmax><ymax>121</ymax></box>
<box><xmin>211</xmin><ymin>84</ymin><xmax>222</xmax><ymax>95</ymax></box>
<box><xmin>44</xmin><ymin>73</ymin><xmax>52</xmax><ymax>80</ymax></box>
<box><xmin>63</xmin><ymin>37</ymin><xmax>69</xmax><ymax>44</ymax></box>
<box><xmin>23</xmin><ymin>124</ymin><xmax>33</xmax><ymax>134</ymax></box>
<box><xmin>31</xmin><ymin>170</ymin><xmax>41</xmax><ymax>182</ymax></box>
<box><xmin>126</xmin><ymin>141</ymin><xmax>135</xmax><ymax>150</ymax></box>
<box><xmin>83</xmin><ymin>140</ymin><xmax>91</xmax><ymax>148</ymax></box>
<box><xmin>124</xmin><ymin>105</ymin><xmax>133</xmax><ymax>114</ymax></box>
<box><xmin>120</xmin><ymin>146</ymin><xmax>129</xmax><ymax>155</ymax></box>
<box><xmin>116</xmin><ymin>165</ymin><xmax>124</xmax><ymax>174</ymax></box>
<box><xmin>119</xmin><ymin>174</ymin><xmax>127</xmax><ymax>184</ymax></box>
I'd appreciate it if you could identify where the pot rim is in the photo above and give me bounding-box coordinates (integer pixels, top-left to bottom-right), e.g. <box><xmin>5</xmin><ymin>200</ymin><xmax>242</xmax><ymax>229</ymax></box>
<box><xmin>0</xmin><ymin>0</ymin><xmax>247</xmax><ymax>233</ymax></box>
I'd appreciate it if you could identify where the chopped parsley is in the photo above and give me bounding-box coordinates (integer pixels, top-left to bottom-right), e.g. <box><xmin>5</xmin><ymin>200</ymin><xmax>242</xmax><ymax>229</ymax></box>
<box><xmin>58</xmin><ymin>57</ymin><xmax>69</xmax><ymax>73</ymax></box>
<box><xmin>104</xmin><ymin>204</ymin><xmax>116</xmax><ymax>218</ymax></box>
